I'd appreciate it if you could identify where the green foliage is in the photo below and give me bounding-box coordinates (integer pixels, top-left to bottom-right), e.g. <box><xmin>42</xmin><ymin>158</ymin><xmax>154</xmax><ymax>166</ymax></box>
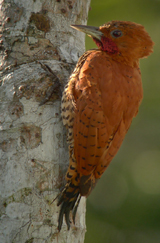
<box><xmin>85</xmin><ymin>0</ymin><xmax>160</xmax><ymax>242</ymax></box>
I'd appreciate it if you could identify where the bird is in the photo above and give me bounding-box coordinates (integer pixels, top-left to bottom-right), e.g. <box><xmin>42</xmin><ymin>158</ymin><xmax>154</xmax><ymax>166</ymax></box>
<box><xmin>57</xmin><ymin>20</ymin><xmax>154</xmax><ymax>231</ymax></box>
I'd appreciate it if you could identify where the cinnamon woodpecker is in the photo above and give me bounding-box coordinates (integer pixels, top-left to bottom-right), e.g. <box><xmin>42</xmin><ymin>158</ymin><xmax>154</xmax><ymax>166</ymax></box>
<box><xmin>57</xmin><ymin>20</ymin><xmax>154</xmax><ymax>231</ymax></box>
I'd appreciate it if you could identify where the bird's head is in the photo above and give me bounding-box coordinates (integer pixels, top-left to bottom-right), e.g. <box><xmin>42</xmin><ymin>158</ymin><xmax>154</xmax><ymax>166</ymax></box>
<box><xmin>71</xmin><ymin>21</ymin><xmax>154</xmax><ymax>66</ymax></box>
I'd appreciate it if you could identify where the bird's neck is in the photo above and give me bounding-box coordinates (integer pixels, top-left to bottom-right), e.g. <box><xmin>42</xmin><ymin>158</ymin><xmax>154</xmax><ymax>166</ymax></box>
<box><xmin>107</xmin><ymin>52</ymin><xmax>140</xmax><ymax>68</ymax></box>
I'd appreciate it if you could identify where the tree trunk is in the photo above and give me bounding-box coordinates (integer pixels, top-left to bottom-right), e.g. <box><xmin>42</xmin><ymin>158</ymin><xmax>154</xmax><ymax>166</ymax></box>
<box><xmin>0</xmin><ymin>0</ymin><xmax>91</xmax><ymax>242</ymax></box>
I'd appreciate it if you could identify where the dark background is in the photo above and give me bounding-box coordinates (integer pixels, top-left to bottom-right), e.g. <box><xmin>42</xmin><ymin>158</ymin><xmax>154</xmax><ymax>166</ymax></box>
<box><xmin>85</xmin><ymin>0</ymin><xmax>160</xmax><ymax>242</ymax></box>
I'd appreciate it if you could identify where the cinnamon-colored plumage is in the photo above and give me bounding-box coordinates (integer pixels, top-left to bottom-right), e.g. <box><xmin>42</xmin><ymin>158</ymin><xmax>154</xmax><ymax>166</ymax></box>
<box><xmin>58</xmin><ymin>21</ymin><xmax>154</xmax><ymax>231</ymax></box>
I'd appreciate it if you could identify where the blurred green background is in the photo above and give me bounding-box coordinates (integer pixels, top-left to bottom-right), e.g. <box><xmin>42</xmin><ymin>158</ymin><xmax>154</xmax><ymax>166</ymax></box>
<box><xmin>84</xmin><ymin>0</ymin><xmax>160</xmax><ymax>243</ymax></box>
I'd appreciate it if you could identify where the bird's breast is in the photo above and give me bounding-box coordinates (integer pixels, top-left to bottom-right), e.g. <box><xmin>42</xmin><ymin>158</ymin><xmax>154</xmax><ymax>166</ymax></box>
<box><xmin>98</xmin><ymin>59</ymin><xmax>143</xmax><ymax>128</ymax></box>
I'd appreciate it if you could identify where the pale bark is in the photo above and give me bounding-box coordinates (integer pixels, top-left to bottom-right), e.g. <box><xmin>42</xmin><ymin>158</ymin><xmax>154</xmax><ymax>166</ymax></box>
<box><xmin>0</xmin><ymin>0</ymin><xmax>91</xmax><ymax>242</ymax></box>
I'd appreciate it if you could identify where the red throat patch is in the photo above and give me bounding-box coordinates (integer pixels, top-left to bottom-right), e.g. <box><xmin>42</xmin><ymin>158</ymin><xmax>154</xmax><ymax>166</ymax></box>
<box><xmin>93</xmin><ymin>36</ymin><xmax>119</xmax><ymax>54</ymax></box>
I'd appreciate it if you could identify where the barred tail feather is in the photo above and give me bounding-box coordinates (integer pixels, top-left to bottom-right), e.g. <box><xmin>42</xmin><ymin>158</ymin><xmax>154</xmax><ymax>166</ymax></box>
<box><xmin>57</xmin><ymin>182</ymin><xmax>81</xmax><ymax>231</ymax></box>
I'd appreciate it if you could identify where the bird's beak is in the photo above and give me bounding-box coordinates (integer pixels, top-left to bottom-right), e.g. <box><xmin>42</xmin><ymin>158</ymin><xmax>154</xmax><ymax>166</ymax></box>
<box><xmin>71</xmin><ymin>25</ymin><xmax>103</xmax><ymax>40</ymax></box>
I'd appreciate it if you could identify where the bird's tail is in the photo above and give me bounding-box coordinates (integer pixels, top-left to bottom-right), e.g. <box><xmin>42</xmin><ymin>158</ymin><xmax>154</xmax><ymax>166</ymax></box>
<box><xmin>57</xmin><ymin>181</ymin><xmax>81</xmax><ymax>231</ymax></box>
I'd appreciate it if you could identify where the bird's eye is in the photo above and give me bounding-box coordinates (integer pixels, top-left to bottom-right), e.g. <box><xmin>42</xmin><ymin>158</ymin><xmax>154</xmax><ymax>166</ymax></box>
<box><xmin>111</xmin><ymin>29</ymin><xmax>123</xmax><ymax>38</ymax></box>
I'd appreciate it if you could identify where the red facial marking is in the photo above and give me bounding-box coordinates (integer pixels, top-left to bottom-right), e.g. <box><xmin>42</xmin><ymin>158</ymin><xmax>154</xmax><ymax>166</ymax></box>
<box><xmin>93</xmin><ymin>38</ymin><xmax>103</xmax><ymax>49</ymax></box>
<box><xmin>93</xmin><ymin>36</ymin><xmax>119</xmax><ymax>54</ymax></box>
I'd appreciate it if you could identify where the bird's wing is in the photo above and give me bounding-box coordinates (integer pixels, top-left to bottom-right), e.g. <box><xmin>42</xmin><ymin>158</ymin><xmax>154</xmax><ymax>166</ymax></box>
<box><xmin>74</xmin><ymin>92</ymin><xmax>109</xmax><ymax>176</ymax></box>
<box><xmin>73</xmin><ymin>51</ymin><xmax>112</xmax><ymax>176</ymax></box>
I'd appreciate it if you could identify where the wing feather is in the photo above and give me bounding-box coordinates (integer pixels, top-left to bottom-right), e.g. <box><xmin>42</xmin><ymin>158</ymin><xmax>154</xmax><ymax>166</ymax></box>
<box><xmin>74</xmin><ymin>93</ymin><xmax>110</xmax><ymax>175</ymax></box>
<box><xmin>72</xmin><ymin>51</ymin><xmax>114</xmax><ymax>177</ymax></box>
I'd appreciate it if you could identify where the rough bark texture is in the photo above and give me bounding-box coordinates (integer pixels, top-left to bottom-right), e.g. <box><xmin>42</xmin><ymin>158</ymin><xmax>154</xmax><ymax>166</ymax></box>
<box><xmin>0</xmin><ymin>0</ymin><xmax>91</xmax><ymax>242</ymax></box>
